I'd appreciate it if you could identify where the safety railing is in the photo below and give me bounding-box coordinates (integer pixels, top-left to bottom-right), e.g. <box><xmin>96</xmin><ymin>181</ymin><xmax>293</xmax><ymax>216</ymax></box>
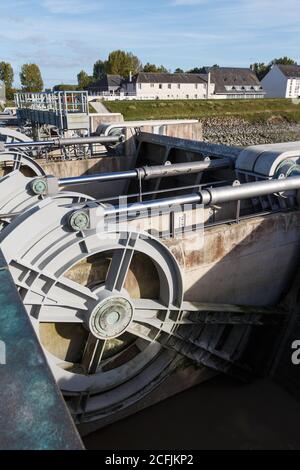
<box><xmin>15</xmin><ymin>91</ymin><xmax>89</xmax><ymax>116</ymax></box>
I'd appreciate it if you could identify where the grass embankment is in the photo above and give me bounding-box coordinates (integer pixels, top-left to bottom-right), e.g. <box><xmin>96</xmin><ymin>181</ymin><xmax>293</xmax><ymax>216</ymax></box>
<box><xmin>105</xmin><ymin>98</ymin><xmax>300</xmax><ymax>124</ymax></box>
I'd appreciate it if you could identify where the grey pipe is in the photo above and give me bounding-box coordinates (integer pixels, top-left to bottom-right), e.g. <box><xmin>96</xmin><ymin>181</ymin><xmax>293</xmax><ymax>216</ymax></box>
<box><xmin>56</xmin><ymin>136</ymin><xmax>122</xmax><ymax>146</ymax></box>
<box><xmin>139</xmin><ymin>158</ymin><xmax>231</xmax><ymax>180</ymax></box>
<box><xmin>60</xmin><ymin>170</ymin><xmax>138</xmax><ymax>186</ymax></box>
<box><xmin>5</xmin><ymin>135</ymin><xmax>121</xmax><ymax>149</ymax></box>
<box><xmin>103</xmin><ymin>193</ymin><xmax>201</xmax><ymax>216</ymax></box>
<box><xmin>200</xmin><ymin>176</ymin><xmax>300</xmax><ymax>205</ymax></box>
<box><xmin>59</xmin><ymin>158</ymin><xmax>231</xmax><ymax>187</ymax></box>
<box><xmin>103</xmin><ymin>175</ymin><xmax>300</xmax><ymax>217</ymax></box>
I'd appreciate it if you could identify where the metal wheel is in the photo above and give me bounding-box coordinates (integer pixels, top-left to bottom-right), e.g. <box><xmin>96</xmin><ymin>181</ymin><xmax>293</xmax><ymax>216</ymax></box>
<box><xmin>0</xmin><ymin>197</ymin><xmax>276</xmax><ymax>424</ymax></box>
<box><xmin>0</xmin><ymin>171</ymin><xmax>93</xmax><ymax>229</ymax></box>
<box><xmin>0</xmin><ymin>199</ymin><xmax>183</xmax><ymax>422</ymax></box>
<box><xmin>0</xmin><ymin>127</ymin><xmax>31</xmax><ymax>144</ymax></box>
<box><xmin>0</xmin><ymin>151</ymin><xmax>45</xmax><ymax>177</ymax></box>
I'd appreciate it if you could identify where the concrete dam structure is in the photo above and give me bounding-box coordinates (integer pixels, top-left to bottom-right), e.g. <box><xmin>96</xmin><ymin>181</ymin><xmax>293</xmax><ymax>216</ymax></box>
<box><xmin>1</xmin><ymin>110</ymin><xmax>300</xmax><ymax>447</ymax></box>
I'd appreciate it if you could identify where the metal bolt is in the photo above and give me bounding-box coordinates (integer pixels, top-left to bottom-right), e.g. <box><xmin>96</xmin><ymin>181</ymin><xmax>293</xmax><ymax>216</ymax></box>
<box><xmin>31</xmin><ymin>178</ymin><xmax>48</xmax><ymax>195</ymax></box>
<box><xmin>68</xmin><ymin>210</ymin><xmax>90</xmax><ymax>231</ymax></box>
<box><xmin>106</xmin><ymin>311</ymin><xmax>120</xmax><ymax>326</ymax></box>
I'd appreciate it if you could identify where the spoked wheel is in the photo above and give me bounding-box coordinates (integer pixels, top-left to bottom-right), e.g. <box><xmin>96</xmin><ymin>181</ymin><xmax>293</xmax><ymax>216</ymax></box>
<box><xmin>0</xmin><ymin>151</ymin><xmax>45</xmax><ymax>177</ymax></box>
<box><xmin>0</xmin><ymin>127</ymin><xmax>31</xmax><ymax>144</ymax></box>
<box><xmin>1</xmin><ymin>198</ymin><xmax>278</xmax><ymax>425</ymax></box>
<box><xmin>5</xmin><ymin>225</ymin><xmax>183</xmax><ymax>422</ymax></box>
<box><xmin>0</xmin><ymin>171</ymin><xmax>94</xmax><ymax>231</ymax></box>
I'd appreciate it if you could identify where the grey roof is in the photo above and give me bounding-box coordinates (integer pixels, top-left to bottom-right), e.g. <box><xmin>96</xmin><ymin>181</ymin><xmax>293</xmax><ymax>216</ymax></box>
<box><xmin>106</xmin><ymin>74</ymin><xmax>123</xmax><ymax>87</ymax></box>
<box><xmin>277</xmin><ymin>64</ymin><xmax>300</xmax><ymax>78</ymax></box>
<box><xmin>87</xmin><ymin>74</ymin><xmax>123</xmax><ymax>90</ymax></box>
<box><xmin>208</xmin><ymin>67</ymin><xmax>264</xmax><ymax>94</ymax></box>
<box><xmin>134</xmin><ymin>72</ymin><xmax>207</xmax><ymax>84</ymax></box>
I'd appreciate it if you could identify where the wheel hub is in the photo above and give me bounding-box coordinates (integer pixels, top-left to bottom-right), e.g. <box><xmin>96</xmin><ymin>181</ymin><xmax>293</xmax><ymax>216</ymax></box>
<box><xmin>89</xmin><ymin>295</ymin><xmax>134</xmax><ymax>340</ymax></box>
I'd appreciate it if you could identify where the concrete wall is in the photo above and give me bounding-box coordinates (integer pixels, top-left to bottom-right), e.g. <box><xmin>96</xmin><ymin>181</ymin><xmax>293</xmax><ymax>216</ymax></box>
<box><xmin>63</xmin><ymin>206</ymin><xmax>300</xmax><ymax>308</ymax></box>
<box><xmin>90</xmin><ymin>112</ymin><xmax>124</xmax><ymax>133</ymax></box>
<box><xmin>166</xmin><ymin>211</ymin><xmax>300</xmax><ymax>306</ymax></box>
<box><xmin>40</xmin><ymin>155</ymin><xmax>135</xmax><ymax>199</ymax></box>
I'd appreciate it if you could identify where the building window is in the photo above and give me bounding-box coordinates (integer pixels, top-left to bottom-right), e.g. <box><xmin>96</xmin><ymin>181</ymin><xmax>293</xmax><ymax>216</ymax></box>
<box><xmin>150</xmin><ymin>83</ymin><xmax>154</xmax><ymax>88</ymax></box>
<box><xmin>168</xmin><ymin>84</ymin><xmax>171</xmax><ymax>89</ymax></box>
<box><xmin>194</xmin><ymin>94</ymin><xmax>198</xmax><ymax>99</ymax></box>
<box><xmin>159</xmin><ymin>84</ymin><xmax>163</xmax><ymax>89</ymax></box>
<box><xmin>186</xmin><ymin>94</ymin><xmax>189</xmax><ymax>99</ymax></box>
<box><xmin>177</xmin><ymin>84</ymin><xmax>181</xmax><ymax>89</ymax></box>
<box><xmin>195</xmin><ymin>84</ymin><xmax>198</xmax><ymax>89</ymax></box>
<box><xmin>138</xmin><ymin>83</ymin><xmax>142</xmax><ymax>89</ymax></box>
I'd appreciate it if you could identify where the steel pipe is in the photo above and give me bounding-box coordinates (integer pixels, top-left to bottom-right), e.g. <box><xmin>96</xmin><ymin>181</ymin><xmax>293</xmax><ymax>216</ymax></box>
<box><xmin>59</xmin><ymin>170</ymin><xmax>138</xmax><ymax>186</ymax></box>
<box><xmin>200</xmin><ymin>176</ymin><xmax>300</xmax><ymax>205</ymax></box>
<box><xmin>59</xmin><ymin>158</ymin><xmax>231</xmax><ymax>187</ymax></box>
<box><xmin>5</xmin><ymin>135</ymin><xmax>122</xmax><ymax>149</ymax></box>
<box><xmin>103</xmin><ymin>193</ymin><xmax>201</xmax><ymax>216</ymax></box>
<box><xmin>102</xmin><ymin>175</ymin><xmax>300</xmax><ymax>217</ymax></box>
<box><xmin>140</xmin><ymin>158</ymin><xmax>231</xmax><ymax>180</ymax></box>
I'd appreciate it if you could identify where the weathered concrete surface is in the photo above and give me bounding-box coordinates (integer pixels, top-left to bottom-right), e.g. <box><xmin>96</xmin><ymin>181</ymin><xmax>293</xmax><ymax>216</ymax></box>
<box><xmin>166</xmin><ymin>211</ymin><xmax>300</xmax><ymax>306</ymax></box>
<box><xmin>96</xmin><ymin>208</ymin><xmax>300</xmax><ymax>307</ymax></box>
<box><xmin>90</xmin><ymin>112</ymin><xmax>124</xmax><ymax>133</ymax></box>
<box><xmin>89</xmin><ymin>101</ymin><xmax>109</xmax><ymax>114</ymax></box>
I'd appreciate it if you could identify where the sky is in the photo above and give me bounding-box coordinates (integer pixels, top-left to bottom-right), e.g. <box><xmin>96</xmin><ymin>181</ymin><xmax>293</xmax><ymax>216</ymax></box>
<box><xmin>1</xmin><ymin>0</ymin><xmax>300</xmax><ymax>88</ymax></box>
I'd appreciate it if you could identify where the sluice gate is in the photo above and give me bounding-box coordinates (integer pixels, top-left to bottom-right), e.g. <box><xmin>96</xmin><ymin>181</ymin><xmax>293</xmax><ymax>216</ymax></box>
<box><xmin>1</xmin><ymin>119</ymin><xmax>300</xmax><ymax>442</ymax></box>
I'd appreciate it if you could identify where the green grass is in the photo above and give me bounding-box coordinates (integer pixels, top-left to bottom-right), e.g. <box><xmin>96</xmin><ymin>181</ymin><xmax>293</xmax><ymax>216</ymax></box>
<box><xmin>89</xmin><ymin>103</ymin><xmax>97</xmax><ymax>113</ymax></box>
<box><xmin>105</xmin><ymin>98</ymin><xmax>300</xmax><ymax>123</ymax></box>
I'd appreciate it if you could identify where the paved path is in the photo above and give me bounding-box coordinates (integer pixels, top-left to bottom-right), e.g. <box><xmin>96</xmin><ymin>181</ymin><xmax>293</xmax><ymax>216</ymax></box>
<box><xmin>90</xmin><ymin>101</ymin><xmax>109</xmax><ymax>114</ymax></box>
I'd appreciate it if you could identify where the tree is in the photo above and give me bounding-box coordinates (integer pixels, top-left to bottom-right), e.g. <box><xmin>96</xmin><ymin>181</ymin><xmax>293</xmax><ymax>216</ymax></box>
<box><xmin>93</xmin><ymin>60</ymin><xmax>107</xmax><ymax>80</ymax></box>
<box><xmin>0</xmin><ymin>62</ymin><xmax>14</xmax><ymax>89</ymax></box>
<box><xmin>20</xmin><ymin>63</ymin><xmax>43</xmax><ymax>92</ymax></box>
<box><xmin>143</xmin><ymin>63</ymin><xmax>168</xmax><ymax>73</ymax></box>
<box><xmin>271</xmin><ymin>57</ymin><xmax>297</xmax><ymax>66</ymax></box>
<box><xmin>77</xmin><ymin>70</ymin><xmax>93</xmax><ymax>89</ymax></box>
<box><xmin>187</xmin><ymin>67</ymin><xmax>203</xmax><ymax>74</ymax></box>
<box><xmin>0</xmin><ymin>62</ymin><xmax>14</xmax><ymax>99</ymax></box>
<box><xmin>174</xmin><ymin>68</ymin><xmax>184</xmax><ymax>73</ymax></box>
<box><xmin>251</xmin><ymin>57</ymin><xmax>298</xmax><ymax>81</ymax></box>
<box><xmin>251</xmin><ymin>63</ymin><xmax>270</xmax><ymax>80</ymax></box>
<box><xmin>106</xmin><ymin>50</ymin><xmax>142</xmax><ymax>77</ymax></box>
<box><xmin>53</xmin><ymin>84</ymin><xmax>78</xmax><ymax>91</ymax></box>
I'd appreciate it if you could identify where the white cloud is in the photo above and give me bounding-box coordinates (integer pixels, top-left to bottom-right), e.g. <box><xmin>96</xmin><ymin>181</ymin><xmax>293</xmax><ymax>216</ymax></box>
<box><xmin>42</xmin><ymin>0</ymin><xmax>102</xmax><ymax>14</ymax></box>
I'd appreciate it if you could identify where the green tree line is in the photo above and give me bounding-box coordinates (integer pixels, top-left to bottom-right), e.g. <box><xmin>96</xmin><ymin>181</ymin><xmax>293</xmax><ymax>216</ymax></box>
<box><xmin>0</xmin><ymin>52</ymin><xmax>298</xmax><ymax>99</ymax></box>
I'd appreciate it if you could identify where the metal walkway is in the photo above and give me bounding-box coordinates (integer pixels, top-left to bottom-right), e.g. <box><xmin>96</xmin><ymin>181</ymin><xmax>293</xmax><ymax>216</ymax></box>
<box><xmin>15</xmin><ymin>91</ymin><xmax>90</xmax><ymax>135</ymax></box>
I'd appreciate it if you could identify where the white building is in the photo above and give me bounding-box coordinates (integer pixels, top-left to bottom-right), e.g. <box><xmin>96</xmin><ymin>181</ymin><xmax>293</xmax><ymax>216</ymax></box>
<box><xmin>123</xmin><ymin>72</ymin><xmax>214</xmax><ymax>100</ymax></box>
<box><xmin>206</xmin><ymin>67</ymin><xmax>265</xmax><ymax>99</ymax></box>
<box><xmin>122</xmin><ymin>69</ymin><xmax>264</xmax><ymax>100</ymax></box>
<box><xmin>261</xmin><ymin>64</ymin><xmax>300</xmax><ymax>98</ymax></box>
